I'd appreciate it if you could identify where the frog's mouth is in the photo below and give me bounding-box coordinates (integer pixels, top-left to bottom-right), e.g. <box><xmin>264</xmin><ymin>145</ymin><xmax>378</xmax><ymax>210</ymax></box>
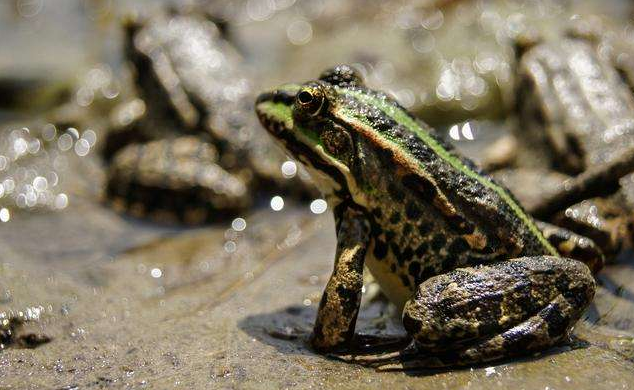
<box><xmin>255</xmin><ymin>88</ymin><xmax>350</xmax><ymax>198</ymax></box>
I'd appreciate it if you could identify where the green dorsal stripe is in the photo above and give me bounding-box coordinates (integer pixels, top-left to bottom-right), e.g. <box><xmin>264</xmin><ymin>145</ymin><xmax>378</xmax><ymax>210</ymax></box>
<box><xmin>337</xmin><ymin>87</ymin><xmax>558</xmax><ymax>256</ymax></box>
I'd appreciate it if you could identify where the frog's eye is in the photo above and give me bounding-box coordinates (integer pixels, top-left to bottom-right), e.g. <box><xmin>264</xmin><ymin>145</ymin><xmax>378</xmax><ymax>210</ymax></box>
<box><xmin>295</xmin><ymin>85</ymin><xmax>326</xmax><ymax>117</ymax></box>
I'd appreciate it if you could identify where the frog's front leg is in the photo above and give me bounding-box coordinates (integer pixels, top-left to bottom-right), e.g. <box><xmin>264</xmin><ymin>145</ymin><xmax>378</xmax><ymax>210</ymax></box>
<box><xmin>310</xmin><ymin>206</ymin><xmax>370</xmax><ymax>352</ymax></box>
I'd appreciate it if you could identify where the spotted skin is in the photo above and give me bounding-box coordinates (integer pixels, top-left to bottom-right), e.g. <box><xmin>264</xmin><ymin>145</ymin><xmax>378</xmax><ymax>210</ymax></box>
<box><xmin>255</xmin><ymin>65</ymin><xmax>602</xmax><ymax>368</ymax></box>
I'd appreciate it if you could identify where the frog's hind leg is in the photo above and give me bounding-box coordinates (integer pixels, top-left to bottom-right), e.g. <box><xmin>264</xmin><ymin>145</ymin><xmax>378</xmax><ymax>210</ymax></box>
<box><xmin>374</xmin><ymin>294</ymin><xmax>583</xmax><ymax>371</ymax></box>
<box><xmin>333</xmin><ymin>256</ymin><xmax>596</xmax><ymax>371</ymax></box>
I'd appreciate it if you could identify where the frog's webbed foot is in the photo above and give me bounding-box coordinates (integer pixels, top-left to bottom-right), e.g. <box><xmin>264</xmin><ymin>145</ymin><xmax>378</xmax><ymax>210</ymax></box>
<box><xmin>329</xmin><ymin>342</ymin><xmax>456</xmax><ymax>371</ymax></box>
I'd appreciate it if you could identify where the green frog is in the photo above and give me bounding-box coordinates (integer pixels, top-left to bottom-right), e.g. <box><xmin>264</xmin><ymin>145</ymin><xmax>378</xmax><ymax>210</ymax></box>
<box><xmin>254</xmin><ymin>65</ymin><xmax>604</xmax><ymax>369</ymax></box>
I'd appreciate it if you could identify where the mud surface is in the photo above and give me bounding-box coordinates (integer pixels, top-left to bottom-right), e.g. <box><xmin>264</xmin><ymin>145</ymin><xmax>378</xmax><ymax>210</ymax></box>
<box><xmin>1</xmin><ymin>196</ymin><xmax>633</xmax><ymax>389</ymax></box>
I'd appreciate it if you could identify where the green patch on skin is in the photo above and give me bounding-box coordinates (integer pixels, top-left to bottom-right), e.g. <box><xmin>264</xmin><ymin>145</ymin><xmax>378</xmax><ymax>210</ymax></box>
<box><xmin>338</xmin><ymin>87</ymin><xmax>558</xmax><ymax>256</ymax></box>
<box><xmin>256</xmin><ymin>101</ymin><xmax>323</xmax><ymax>146</ymax></box>
<box><xmin>256</xmin><ymin>101</ymin><xmax>294</xmax><ymax>129</ymax></box>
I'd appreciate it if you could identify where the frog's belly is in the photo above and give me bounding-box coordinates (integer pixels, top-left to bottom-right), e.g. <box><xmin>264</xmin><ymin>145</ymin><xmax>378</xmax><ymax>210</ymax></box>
<box><xmin>365</xmin><ymin>251</ymin><xmax>415</xmax><ymax>314</ymax></box>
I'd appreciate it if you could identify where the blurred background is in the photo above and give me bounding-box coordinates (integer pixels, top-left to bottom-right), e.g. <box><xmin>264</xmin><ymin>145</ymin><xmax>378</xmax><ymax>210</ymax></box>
<box><xmin>2</xmin><ymin>1</ymin><xmax>634</xmax><ymax>388</ymax></box>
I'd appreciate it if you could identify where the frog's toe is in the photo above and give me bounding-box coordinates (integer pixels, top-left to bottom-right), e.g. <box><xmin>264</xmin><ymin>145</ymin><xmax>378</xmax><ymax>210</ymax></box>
<box><xmin>402</xmin><ymin>256</ymin><xmax>595</xmax><ymax>364</ymax></box>
<box><xmin>328</xmin><ymin>341</ymin><xmax>417</xmax><ymax>368</ymax></box>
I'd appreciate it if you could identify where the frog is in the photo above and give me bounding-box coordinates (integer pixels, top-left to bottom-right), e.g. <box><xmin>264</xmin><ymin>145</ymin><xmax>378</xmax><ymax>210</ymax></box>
<box><xmin>103</xmin><ymin>9</ymin><xmax>316</xmax><ymax>224</ymax></box>
<box><xmin>254</xmin><ymin>65</ymin><xmax>604</xmax><ymax>369</ymax></box>
<box><xmin>513</xmin><ymin>31</ymin><xmax>634</xmax><ymax>256</ymax></box>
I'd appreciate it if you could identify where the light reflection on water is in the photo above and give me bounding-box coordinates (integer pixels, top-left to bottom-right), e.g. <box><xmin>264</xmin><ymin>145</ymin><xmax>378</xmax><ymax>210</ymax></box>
<box><xmin>0</xmin><ymin>122</ymin><xmax>97</xmax><ymax>221</ymax></box>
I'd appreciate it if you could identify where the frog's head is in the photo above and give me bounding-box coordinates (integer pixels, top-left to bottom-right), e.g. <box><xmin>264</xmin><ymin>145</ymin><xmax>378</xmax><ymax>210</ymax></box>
<box><xmin>255</xmin><ymin>65</ymin><xmax>367</xmax><ymax>201</ymax></box>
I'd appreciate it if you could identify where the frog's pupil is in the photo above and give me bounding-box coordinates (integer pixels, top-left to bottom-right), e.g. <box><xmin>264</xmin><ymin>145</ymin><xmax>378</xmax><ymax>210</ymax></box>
<box><xmin>298</xmin><ymin>91</ymin><xmax>313</xmax><ymax>104</ymax></box>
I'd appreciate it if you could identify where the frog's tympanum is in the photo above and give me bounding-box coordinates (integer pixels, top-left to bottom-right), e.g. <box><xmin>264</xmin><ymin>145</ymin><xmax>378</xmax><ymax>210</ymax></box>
<box><xmin>255</xmin><ymin>65</ymin><xmax>604</xmax><ymax>369</ymax></box>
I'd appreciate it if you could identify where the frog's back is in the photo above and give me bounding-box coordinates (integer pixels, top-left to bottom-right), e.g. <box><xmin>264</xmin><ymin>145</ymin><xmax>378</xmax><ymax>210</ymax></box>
<box><xmin>336</xmin><ymin>86</ymin><xmax>556</xmax><ymax>302</ymax></box>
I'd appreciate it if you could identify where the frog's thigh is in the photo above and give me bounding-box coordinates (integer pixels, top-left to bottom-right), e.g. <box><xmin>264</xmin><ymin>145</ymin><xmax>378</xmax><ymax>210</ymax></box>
<box><xmin>402</xmin><ymin>256</ymin><xmax>595</xmax><ymax>360</ymax></box>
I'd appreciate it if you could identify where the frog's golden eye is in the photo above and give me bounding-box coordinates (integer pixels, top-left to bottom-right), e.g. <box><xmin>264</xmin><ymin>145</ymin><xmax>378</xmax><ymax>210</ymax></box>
<box><xmin>295</xmin><ymin>85</ymin><xmax>326</xmax><ymax>117</ymax></box>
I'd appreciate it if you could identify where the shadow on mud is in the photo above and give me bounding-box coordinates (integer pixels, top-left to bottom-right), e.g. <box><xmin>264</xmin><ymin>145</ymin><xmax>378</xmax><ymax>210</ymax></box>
<box><xmin>237</xmin><ymin>303</ymin><xmax>589</xmax><ymax>376</ymax></box>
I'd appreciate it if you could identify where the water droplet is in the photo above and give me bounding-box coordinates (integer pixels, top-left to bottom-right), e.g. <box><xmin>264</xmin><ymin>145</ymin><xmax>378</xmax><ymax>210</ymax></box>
<box><xmin>42</xmin><ymin>123</ymin><xmax>57</xmax><ymax>141</ymax></box>
<box><xmin>411</xmin><ymin>30</ymin><xmax>435</xmax><ymax>54</ymax></box>
<box><xmin>421</xmin><ymin>8</ymin><xmax>444</xmax><ymax>30</ymax></box>
<box><xmin>33</xmin><ymin>176</ymin><xmax>48</xmax><ymax>191</ymax></box>
<box><xmin>17</xmin><ymin>0</ymin><xmax>43</xmax><ymax>18</ymax></box>
<box><xmin>58</xmin><ymin>134</ymin><xmax>73</xmax><ymax>151</ymax></box>
<box><xmin>66</xmin><ymin>128</ymin><xmax>80</xmax><ymax>140</ymax></box>
<box><xmin>246</xmin><ymin>0</ymin><xmax>275</xmax><ymax>21</ymax></box>
<box><xmin>13</xmin><ymin>138</ymin><xmax>27</xmax><ymax>155</ymax></box>
<box><xmin>461</xmin><ymin>123</ymin><xmax>474</xmax><ymax>140</ymax></box>
<box><xmin>449</xmin><ymin>124</ymin><xmax>460</xmax><ymax>140</ymax></box>
<box><xmin>0</xmin><ymin>208</ymin><xmax>10</xmax><ymax>222</ymax></box>
<box><xmin>281</xmin><ymin>161</ymin><xmax>297</xmax><ymax>178</ymax></box>
<box><xmin>309</xmin><ymin>199</ymin><xmax>327</xmax><ymax>214</ymax></box>
<box><xmin>270</xmin><ymin>196</ymin><xmax>284</xmax><ymax>211</ymax></box>
<box><xmin>82</xmin><ymin>129</ymin><xmax>97</xmax><ymax>146</ymax></box>
<box><xmin>16</xmin><ymin>193</ymin><xmax>27</xmax><ymax>208</ymax></box>
<box><xmin>54</xmin><ymin>193</ymin><xmax>68</xmax><ymax>209</ymax></box>
<box><xmin>3</xmin><ymin>179</ymin><xmax>15</xmax><ymax>193</ymax></box>
<box><xmin>224</xmin><ymin>241</ymin><xmax>237</xmax><ymax>253</ymax></box>
<box><xmin>27</xmin><ymin>139</ymin><xmax>41</xmax><ymax>154</ymax></box>
<box><xmin>231</xmin><ymin>217</ymin><xmax>247</xmax><ymax>232</ymax></box>
<box><xmin>287</xmin><ymin>20</ymin><xmax>313</xmax><ymax>45</ymax></box>
<box><xmin>150</xmin><ymin>268</ymin><xmax>162</xmax><ymax>278</ymax></box>
<box><xmin>74</xmin><ymin>139</ymin><xmax>90</xmax><ymax>156</ymax></box>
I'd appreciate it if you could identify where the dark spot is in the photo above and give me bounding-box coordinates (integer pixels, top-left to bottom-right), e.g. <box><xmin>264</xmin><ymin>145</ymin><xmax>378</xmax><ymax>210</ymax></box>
<box><xmin>408</xmin><ymin>262</ymin><xmax>421</xmax><ymax>278</ymax></box>
<box><xmin>443</xmin><ymin>255</ymin><xmax>457</xmax><ymax>270</ymax></box>
<box><xmin>415</xmin><ymin>242</ymin><xmax>428</xmax><ymax>258</ymax></box>
<box><xmin>391</xmin><ymin>243</ymin><xmax>403</xmax><ymax>264</ymax></box>
<box><xmin>431</xmin><ymin>234</ymin><xmax>446</xmax><ymax>252</ymax></box>
<box><xmin>336</xmin><ymin>285</ymin><xmax>360</xmax><ymax>314</ymax></box>
<box><xmin>418</xmin><ymin>224</ymin><xmax>431</xmax><ymax>236</ymax></box>
<box><xmin>402</xmin><ymin>174</ymin><xmax>438</xmax><ymax>203</ymax></box>
<box><xmin>403</xmin><ymin>311</ymin><xmax>423</xmax><ymax>336</ymax></box>
<box><xmin>421</xmin><ymin>266</ymin><xmax>436</xmax><ymax>281</ymax></box>
<box><xmin>403</xmin><ymin>223</ymin><xmax>413</xmax><ymax>236</ymax></box>
<box><xmin>405</xmin><ymin>202</ymin><xmax>422</xmax><ymax>220</ymax></box>
<box><xmin>539</xmin><ymin>303</ymin><xmax>570</xmax><ymax>338</ymax></box>
<box><xmin>400</xmin><ymin>274</ymin><xmax>411</xmax><ymax>287</ymax></box>
<box><xmin>447</xmin><ymin>238</ymin><xmax>470</xmax><ymax>256</ymax></box>
<box><xmin>372</xmin><ymin>208</ymin><xmax>382</xmax><ymax>219</ymax></box>
<box><xmin>388</xmin><ymin>183</ymin><xmax>405</xmax><ymax>202</ymax></box>
<box><xmin>385</xmin><ymin>230</ymin><xmax>396</xmax><ymax>242</ymax></box>
<box><xmin>373</xmin><ymin>240</ymin><xmax>388</xmax><ymax>260</ymax></box>
<box><xmin>389</xmin><ymin>212</ymin><xmax>401</xmax><ymax>224</ymax></box>
<box><xmin>390</xmin><ymin>263</ymin><xmax>397</xmax><ymax>272</ymax></box>
<box><xmin>447</xmin><ymin>215</ymin><xmax>475</xmax><ymax>234</ymax></box>
<box><xmin>402</xmin><ymin>247</ymin><xmax>414</xmax><ymax>262</ymax></box>
<box><xmin>502</xmin><ymin>324</ymin><xmax>538</xmax><ymax>351</ymax></box>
